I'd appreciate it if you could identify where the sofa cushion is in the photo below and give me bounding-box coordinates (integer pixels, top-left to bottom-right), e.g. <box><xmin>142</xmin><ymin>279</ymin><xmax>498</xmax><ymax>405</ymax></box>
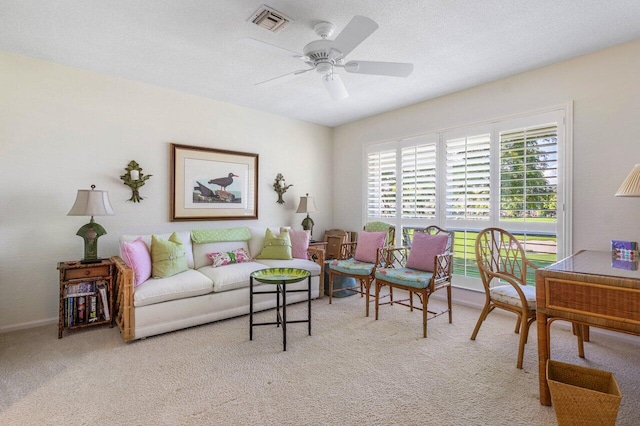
<box><xmin>191</xmin><ymin>227</ymin><xmax>252</xmax><ymax>243</ymax></box>
<box><xmin>197</xmin><ymin>261</ymin><xmax>268</xmax><ymax>293</ymax></box>
<box><xmin>121</xmin><ymin>237</ymin><xmax>152</xmax><ymax>287</ymax></box>
<box><xmin>256</xmin><ymin>228</ymin><xmax>292</xmax><ymax>260</ymax></box>
<box><xmin>207</xmin><ymin>248</ymin><xmax>252</xmax><ymax>267</ymax></box>
<box><xmin>133</xmin><ymin>269</ymin><xmax>214</xmax><ymax>307</ymax></box>
<box><xmin>193</xmin><ymin>241</ymin><xmax>249</xmax><ymax>269</ymax></box>
<box><xmin>287</xmin><ymin>229</ymin><xmax>311</xmax><ymax>259</ymax></box>
<box><xmin>151</xmin><ymin>233</ymin><xmax>189</xmax><ymax>278</ymax></box>
<box><xmin>254</xmin><ymin>258</ymin><xmax>322</xmax><ymax>276</ymax></box>
<box><xmin>120</xmin><ymin>231</ymin><xmax>194</xmax><ymax>269</ymax></box>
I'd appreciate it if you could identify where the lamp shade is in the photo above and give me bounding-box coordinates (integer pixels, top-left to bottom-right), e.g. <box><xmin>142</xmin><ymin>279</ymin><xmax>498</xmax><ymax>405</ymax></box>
<box><xmin>615</xmin><ymin>164</ymin><xmax>640</xmax><ymax>197</ymax></box>
<box><xmin>296</xmin><ymin>194</ymin><xmax>318</xmax><ymax>214</ymax></box>
<box><xmin>68</xmin><ymin>188</ymin><xmax>115</xmax><ymax>216</ymax></box>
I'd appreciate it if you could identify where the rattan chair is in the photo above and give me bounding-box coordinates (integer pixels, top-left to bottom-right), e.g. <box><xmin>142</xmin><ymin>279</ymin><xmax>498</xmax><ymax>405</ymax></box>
<box><xmin>470</xmin><ymin>227</ymin><xmax>584</xmax><ymax>369</ymax></box>
<box><xmin>374</xmin><ymin>226</ymin><xmax>454</xmax><ymax>337</ymax></box>
<box><xmin>328</xmin><ymin>222</ymin><xmax>395</xmax><ymax>316</ymax></box>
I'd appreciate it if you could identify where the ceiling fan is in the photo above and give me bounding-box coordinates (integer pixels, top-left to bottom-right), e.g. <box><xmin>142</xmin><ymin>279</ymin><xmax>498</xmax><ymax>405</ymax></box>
<box><xmin>242</xmin><ymin>15</ymin><xmax>414</xmax><ymax>100</ymax></box>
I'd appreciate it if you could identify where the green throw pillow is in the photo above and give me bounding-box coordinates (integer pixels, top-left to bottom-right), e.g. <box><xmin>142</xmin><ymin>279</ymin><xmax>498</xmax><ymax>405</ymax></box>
<box><xmin>256</xmin><ymin>229</ymin><xmax>293</xmax><ymax>260</ymax></box>
<box><xmin>151</xmin><ymin>233</ymin><xmax>188</xmax><ymax>278</ymax></box>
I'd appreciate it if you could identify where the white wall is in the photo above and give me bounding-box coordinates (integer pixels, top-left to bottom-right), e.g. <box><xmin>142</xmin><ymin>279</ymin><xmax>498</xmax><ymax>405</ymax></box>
<box><xmin>0</xmin><ymin>51</ymin><xmax>333</xmax><ymax>332</ymax></box>
<box><xmin>333</xmin><ymin>39</ymin><xmax>640</xmax><ymax>253</ymax></box>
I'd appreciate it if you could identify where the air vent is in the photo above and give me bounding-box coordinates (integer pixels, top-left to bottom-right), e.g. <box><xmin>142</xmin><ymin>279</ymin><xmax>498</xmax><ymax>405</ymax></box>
<box><xmin>248</xmin><ymin>5</ymin><xmax>292</xmax><ymax>33</ymax></box>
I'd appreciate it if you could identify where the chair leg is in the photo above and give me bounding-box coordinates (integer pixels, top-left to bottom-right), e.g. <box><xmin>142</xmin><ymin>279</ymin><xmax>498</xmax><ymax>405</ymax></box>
<box><xmin>375</xmin><ymin>281</ymin><xmax>381</xmax><ymax>320</ymax></box>
<box><xmin>365</xmin><ymin>278</ymin><xmax>371</xmax><ymax>317</ymax></box>
<box><xmin>447</xmin><ymin>285</ymin><xmax>452</xmax><ymax>324</ymax></box>
<box><xmin>422</xmin><ymin>290</ymin><xmax>428</xmax><ymax>338</ymax></box>
<box><xmin>328</xmin><ymin>271</ymin><xmax>334</xmax><ymax>305</ymax></box>
<box><xmin>470</xmin><ymin>301</ymin><xmax>491</xmax><ymax>340</ymax></box>
<box><xmin>359</xmin><ymin>279</ymin><xmax>364</xmax><ymax>297</ymax></box>
<box><xmin>514</xmin><ymin>316</ymin><xmax>522</xmax><ymax>334</ymax></box>
<box><xmin>573</xmin><ymin>323</ymin><xmax>585</xmax><ymax>358</ymax></box>
<box><xmin>409</xmin><ymin>291</ymin><xmax>414</xmax><ymax>311</ymax></box>
<box><xmin>516</xmin><ymin>314</ymin><xmax>530</xmax><ymax>369</ymax></box>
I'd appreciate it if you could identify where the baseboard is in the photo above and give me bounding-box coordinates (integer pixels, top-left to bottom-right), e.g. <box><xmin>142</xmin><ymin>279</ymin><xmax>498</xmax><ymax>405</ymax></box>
<box><xmin>0</xmin><ymin>317</ymin><xmax>57</xmax><ymax>334</ymax></box>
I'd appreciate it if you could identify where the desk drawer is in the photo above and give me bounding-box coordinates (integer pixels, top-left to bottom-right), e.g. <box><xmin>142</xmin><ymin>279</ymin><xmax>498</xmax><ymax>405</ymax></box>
<box><xmin>64</xmin><ymin>265</ymin><xmax>110</xmax><ymax>281</ymax></box>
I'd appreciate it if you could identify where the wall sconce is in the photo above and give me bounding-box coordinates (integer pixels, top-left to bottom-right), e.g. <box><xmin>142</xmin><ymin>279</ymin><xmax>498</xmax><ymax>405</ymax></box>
<box><xmin>273</xmin><ymin>173</ymin><xmax>293</xmax><ymax>204</ymax></box>
<box><xmin>120</xmin><ymin>160</ymin><xmax>152</xmax><ymax>202</ymax></box>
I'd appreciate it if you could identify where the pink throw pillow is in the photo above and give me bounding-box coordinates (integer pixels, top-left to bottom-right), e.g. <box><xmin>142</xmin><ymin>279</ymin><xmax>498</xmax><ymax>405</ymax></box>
<box><xmin>121</xmin><ymin>238</ymin><xmax>152</xmax><ymax>287</ymax></box>
<box><xmin>405</xmin><ymin>233</ymin><xmax>449</xmax><ymax>272</ymax></box>
<box><xmin>207</xmin><ymin>248</ymin><xmax>252</xmax><ymax>268</ymax></box>
<box><xmin>354</xmin><ymin>231</ymin><xmax>387</xmax><ymax>263</ymax></box>
<box><xmin>288</xmin><ymin>229</ymin><xmax>311</xmax><ymax>259</ymax></box>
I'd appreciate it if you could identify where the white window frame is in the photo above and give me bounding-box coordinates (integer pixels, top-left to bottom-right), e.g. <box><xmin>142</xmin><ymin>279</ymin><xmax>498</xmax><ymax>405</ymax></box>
<box><xmin>362</xmin><ymin>104</ymin><xmax>573</xmax><ymax>291</ymax></box>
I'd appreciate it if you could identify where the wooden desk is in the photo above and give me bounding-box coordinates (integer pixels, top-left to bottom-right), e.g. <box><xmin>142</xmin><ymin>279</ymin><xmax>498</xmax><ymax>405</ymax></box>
<box><xmin>536</xmin><ymin>250</ymin><xmax>640</xmax><ymax>405</ymax></box>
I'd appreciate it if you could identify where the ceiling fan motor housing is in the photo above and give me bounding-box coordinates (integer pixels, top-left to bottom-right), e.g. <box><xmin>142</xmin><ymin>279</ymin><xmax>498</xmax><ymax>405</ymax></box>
<box><xmin>303</xmin><ymin>39</ymin><xmax>335</xmax><ymax>73</ymax></box>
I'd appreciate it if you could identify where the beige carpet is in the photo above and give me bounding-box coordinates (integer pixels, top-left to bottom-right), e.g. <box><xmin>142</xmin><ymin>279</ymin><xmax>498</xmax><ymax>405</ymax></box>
<box><xmin>1</xmin><ymin>292</ymin><xmax>639</xmax><ymax>425</ymax></box>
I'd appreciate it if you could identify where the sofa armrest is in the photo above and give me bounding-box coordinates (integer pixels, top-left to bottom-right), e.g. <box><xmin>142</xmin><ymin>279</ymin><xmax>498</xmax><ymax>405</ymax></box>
<box><xmin>307</xmin><ymin>247</ymin><xmax>325</xmax><ymax>298</ymax></box>
<box><xmin>111</xmin><ymin>256</ymin><xmax>135</xmax><ymax>342</ymax></box>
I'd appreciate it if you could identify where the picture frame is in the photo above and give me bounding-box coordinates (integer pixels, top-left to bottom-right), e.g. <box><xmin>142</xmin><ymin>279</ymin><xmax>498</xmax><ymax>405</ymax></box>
<box><xmin>170</xmin><ymin>143</ymin><xmax>259</xmax><ymax>221</ymax></box>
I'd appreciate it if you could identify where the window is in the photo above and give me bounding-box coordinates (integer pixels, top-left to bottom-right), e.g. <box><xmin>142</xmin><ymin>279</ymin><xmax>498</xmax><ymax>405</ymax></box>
<box><xmin>364</xmin><ymin>107</ymin><xmax>571</xmax><ymax>291</ymax></box>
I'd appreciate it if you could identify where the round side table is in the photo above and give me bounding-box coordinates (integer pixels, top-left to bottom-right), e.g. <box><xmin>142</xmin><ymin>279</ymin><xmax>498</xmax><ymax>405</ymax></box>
<box><xmin>249</xmin><ymin>268</ymin><xmax>312</xmax><ymax>351</ymax></box>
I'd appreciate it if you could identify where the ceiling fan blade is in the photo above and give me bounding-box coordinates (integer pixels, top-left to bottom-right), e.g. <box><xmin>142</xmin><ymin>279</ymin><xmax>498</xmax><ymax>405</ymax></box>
<box><xmin>323</xmin><ymin>73</ymin><xmax>349</xmax><ymax>101</ymax></box>
<box><xmin>241</xmin><ymin>38</ymin><xmax>310</xmax><ymax>62</ymax></box>
<box><xmin>344</xmin><ymin>60</ymin><xmax>414</xmax><ymax>77</ymax></box>
<box><xmin>327</xmin><ymin>16</ymin><xmax>378</xmax><ymax>60</ymax></box>
<box><xmin>255</xmin><ymin>68</ymin><xmax>313</xmax><ymax>87</ymax></box>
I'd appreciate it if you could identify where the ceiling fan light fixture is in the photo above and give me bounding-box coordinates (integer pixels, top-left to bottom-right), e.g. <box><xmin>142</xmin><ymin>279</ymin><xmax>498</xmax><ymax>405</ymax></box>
<box><xmin>323</xmin><ymin>73</ymin><xmax>349</xmax><ymax>101</ymax></box>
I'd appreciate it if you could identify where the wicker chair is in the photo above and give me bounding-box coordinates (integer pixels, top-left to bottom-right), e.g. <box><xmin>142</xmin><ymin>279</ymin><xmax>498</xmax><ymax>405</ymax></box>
<box><xmin>470</xmin><ymin>227</ymin><xmax>584</xmax><ymax>369</ymax></box>
<box><xmin>328</xmin><ymin>222</ymin><xmax>395</xmax><ymax>316</ymax></box>
<box><xmin>374</xmin><ymin>226</ymin><xmax>454</xmax><ymax>338</ymax></box>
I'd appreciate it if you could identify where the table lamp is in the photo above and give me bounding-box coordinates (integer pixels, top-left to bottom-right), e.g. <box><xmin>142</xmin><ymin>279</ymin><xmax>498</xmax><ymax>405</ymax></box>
<box><xmin>615</xmin><ymin>164</ymin><xmax>640</xmax><ymax>197</ymax></box>
<box><xmin>296</xmin><ymin>193</ymin><xmax>318</xmax><ymax>237</ymax></box>
<box><xmin>67</xmin><ymin>185</ymin><xmax>115</xmax><ymax>263</ymax></box>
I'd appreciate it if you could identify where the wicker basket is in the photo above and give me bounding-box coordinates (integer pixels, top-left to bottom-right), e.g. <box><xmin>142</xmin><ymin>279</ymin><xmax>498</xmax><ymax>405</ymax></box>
<box><xmin>547</xmin><ymin>360</ymin><xmax>622</xmax><ymax>426</ymax></box>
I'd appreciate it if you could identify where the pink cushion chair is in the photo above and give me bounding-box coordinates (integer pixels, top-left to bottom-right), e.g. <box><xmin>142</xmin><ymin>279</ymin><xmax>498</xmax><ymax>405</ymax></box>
<box><xmin>328</xmin><ymin>222</ymin><xmax>395</xmax><ymax>316</ymax></box>
<box><xmin>374</xmin><ymin>226</ymin><xmax>454</xmax><ymax>337</ymax></box>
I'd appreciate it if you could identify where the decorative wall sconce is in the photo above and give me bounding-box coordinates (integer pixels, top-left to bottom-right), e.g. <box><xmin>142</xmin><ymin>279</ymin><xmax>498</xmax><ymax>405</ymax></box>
<box><xmin>120</xmin><ymin>160</ymin><xmax>152</xmax><ymax>202</ymax></box>
<box><xmin>273</xmin><ymin>173</ymin><xmax>293</xmax><ymax>204</ymax></box>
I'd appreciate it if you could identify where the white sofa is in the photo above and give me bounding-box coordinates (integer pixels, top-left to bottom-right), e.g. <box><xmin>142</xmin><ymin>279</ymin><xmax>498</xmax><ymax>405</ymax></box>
<box><xmin>113</xmin><ymin>226</ymin><xmax>324</xmax><ymax>342</ymax></box>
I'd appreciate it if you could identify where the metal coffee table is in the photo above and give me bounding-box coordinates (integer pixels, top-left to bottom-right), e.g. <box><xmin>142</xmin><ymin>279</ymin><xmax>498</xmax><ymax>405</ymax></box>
<box><xmin>249</xmin><ymin>268</ymin><xmax>312</xmax><ymax>351</ymax></box>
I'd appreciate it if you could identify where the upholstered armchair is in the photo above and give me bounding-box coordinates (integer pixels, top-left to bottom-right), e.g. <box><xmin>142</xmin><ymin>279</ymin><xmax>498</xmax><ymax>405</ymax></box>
<box><xmin>374</xmin><ymin>226</ymin><xmax>454</xmax><ymax>337</ymax></box>
<box><xmin>328</xmin><ymin>222</ymin><xmax>395</xmax><ymax>316</ymax></box>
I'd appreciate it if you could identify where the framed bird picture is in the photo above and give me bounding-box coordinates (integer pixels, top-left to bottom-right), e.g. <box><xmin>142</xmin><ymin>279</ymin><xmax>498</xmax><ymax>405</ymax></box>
<box><xmin>171</xmin><ymin>143</ymin><xmax>259</xmax><ymax>221</ymax></box>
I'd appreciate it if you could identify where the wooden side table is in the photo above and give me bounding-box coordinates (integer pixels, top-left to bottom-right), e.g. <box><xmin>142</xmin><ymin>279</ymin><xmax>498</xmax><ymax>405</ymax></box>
<box><xmin>57</xmin><ymin>258</ymin><xmax>115</xmax><ymax>338</ymax></box>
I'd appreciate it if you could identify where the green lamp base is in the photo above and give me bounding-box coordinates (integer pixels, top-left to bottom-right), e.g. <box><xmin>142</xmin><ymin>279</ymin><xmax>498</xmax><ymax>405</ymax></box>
<box><xmin>76</xmin><ymin>219</ymin><xmax>107</xmax><ymax>264</ymax></box>
<box><xmin>301</xmin><ymin>214</ymin><xmax>315</xmax><ymax>237</ymax></box>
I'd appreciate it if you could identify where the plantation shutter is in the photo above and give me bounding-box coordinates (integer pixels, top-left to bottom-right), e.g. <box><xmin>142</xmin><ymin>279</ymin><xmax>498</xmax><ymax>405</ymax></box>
<box><xmin>367</xmin><ymin>149</ymin><xmax>397</xmax><ymax>218</ymax></box>
<box><xmin>499</xmin><ymin>124</ymin><xmax>558</xmax><ymax>222</ymax></box>
<box><xmin>445</xmin><ymin>133</ymin><xmax>491</xmax><ymax>221</ymax></box>
<box><xmin>402</xmin><ymin>143</ymin><xmax>437</xmax><ymax>218</ymax></box>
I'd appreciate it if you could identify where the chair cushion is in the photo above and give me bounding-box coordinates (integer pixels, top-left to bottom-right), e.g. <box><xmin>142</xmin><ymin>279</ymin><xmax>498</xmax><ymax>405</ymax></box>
<box><xmin>330</xmin><ymin>258</ymin><xmax>375</xmax><ymax>276</ymax></box>
<box><xmin>490</xmin><ymin>284</ymin><xmax>536</xmax><ymax>310</ymax></box>
<box><xmin>354</xmin><ymin>231</ymin><xmax>386</xmax><ymax>263</ymax></box>
<box><xmin>405</xmin><ymin>233</ymin><xmax>448</xmax><ymax>272</ymax></box>
<box><xmin>375</xmin><ymin>267</ymin><xmax>432</xmax><ymax>289</ymax></box>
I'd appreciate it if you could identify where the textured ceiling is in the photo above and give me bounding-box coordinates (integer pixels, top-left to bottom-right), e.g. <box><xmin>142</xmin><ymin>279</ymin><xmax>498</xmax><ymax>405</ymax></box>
<box><xmin>1</xmin><ymin>1</ymin><xmax>640</xmax><ymax>127</ymax></box>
